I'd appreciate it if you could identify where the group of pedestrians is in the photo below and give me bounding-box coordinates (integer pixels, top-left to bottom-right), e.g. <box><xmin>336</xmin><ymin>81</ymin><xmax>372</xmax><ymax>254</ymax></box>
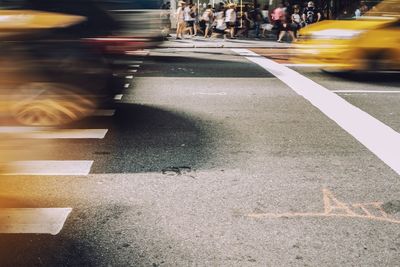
<box><xmin>174</xmin><ymin>1</ymin><xmax>322</xmax><ymax>43</ymax></box>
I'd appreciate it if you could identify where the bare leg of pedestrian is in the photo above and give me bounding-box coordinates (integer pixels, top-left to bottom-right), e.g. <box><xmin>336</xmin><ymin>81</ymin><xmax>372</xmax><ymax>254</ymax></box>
<box><xmin>277</xmin><ymin>30</ymin><xmax>285</xmax><ymax>42</ymax></box>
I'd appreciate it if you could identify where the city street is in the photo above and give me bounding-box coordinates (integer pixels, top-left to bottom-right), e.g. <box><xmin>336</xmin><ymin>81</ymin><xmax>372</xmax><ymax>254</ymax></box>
<box><xmin>0</xmin><ymin>44</ymin><xmax>400</xmax><ymax>266</ymax></box>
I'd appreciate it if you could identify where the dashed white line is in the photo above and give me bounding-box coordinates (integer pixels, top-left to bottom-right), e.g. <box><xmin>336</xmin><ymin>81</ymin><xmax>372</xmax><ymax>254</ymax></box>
<box><xmin>0</xmin><ymin>208</ymin><xmax>72</xmax><ymax>235</ymax></box>
<box><xmin>1</xmin><ymin>161</ymin><xmax>93</xmax><ymax>176</ymax></box>
<box><xmin>114</xmin><ymin>94</ymin><xmax>123</xmax><ymax>100</ymax></box>
<box><xmin>233</xmin><ymin>48</ymin><xmax>400</xmax><ymax>175</ymax></box>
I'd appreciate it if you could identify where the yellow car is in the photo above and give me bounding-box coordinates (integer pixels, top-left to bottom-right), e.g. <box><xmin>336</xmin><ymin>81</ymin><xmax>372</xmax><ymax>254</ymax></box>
<box><xmin>293</xmin><ymin>0</ymin><xmax>400</xmax><ymax>72</ymax></box>
<box><xmin>0</xmin><ymin>10</ymin><xmax>113</xmax><ymax>126</ymax></box>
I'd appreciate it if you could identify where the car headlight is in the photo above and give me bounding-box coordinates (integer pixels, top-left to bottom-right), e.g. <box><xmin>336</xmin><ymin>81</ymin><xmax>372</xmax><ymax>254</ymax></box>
<box><xmin>311</xmin><ymin>29</ymin><xmax>365</xmax><ymax>40</ymax></box>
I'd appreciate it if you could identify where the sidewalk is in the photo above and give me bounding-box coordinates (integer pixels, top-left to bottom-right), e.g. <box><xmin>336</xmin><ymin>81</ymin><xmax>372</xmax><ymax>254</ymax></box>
<box><xmin>160</xmin><ymin>34</ymin><xmax>294</xmax><ymax>49</ymax></box>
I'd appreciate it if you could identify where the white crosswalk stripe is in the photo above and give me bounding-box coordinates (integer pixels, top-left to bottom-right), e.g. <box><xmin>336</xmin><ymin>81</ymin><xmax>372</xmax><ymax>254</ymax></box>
<box><xmin>0</xmin><ymin>208</ymin><xmax>72</xmax><ymax>235</ymax></box>
<box><xmin>1</xmin><ymin>160</ymin><xmax>93</xmax><ymax>176</ymax></box>
<box><xmin>0</xmin><ymin>127</ymin><xmax>108</xmax><ymax>139</ymax></box>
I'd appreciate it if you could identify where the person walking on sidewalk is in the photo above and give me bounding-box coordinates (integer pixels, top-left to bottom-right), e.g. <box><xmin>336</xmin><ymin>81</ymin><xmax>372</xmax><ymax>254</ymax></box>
<box><xmin>211</xmin><ymin>5</ymin><xmax>226</xmax><ymax>39</ymax></box>
<box><xmin>175</xmin><ymin>1</ymin><xmax>186</xmax><ymax>39</ymax></box>
<box><xmin>184</xmin><ymin>3</ymin><xmax>195</xmax><ymax>36</ymax></box>
<box><xmin>277</xmin><ymin>6</ymin><xmax>296</xmax><ymax>43</ymax></box>
<box><xmin>250</xmin><ymin>4</ymin><xmax>263</xmax><ymax>39</ymax></box>
<box><xmin>201</xmin><ymin>4</ymin><xmax>214</xmax><ymax>38</ymax></box>
<box><xmin>225</xmin><ymin>3</ymin><xmax>237</xmax><ymax>39</ymax></box>
<box><xmin>291</xmin><ymin>5</ymin><xmax>303</xmax><ymax>39</ymax></box>
<box><xmin>236</xmin><ymin>4</ymin><xmax>251</xmax><ymax>38</ymax></box>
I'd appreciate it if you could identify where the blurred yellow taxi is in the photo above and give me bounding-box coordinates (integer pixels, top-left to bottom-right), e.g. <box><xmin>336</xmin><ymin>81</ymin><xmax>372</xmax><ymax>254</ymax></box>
<box><xmin>0</xmin><ymin>9</ymin><xmax>112</xmax><ymax>126</ymax></box>
<box><xmin>294</xmin><ymin>0</ymin><xmax>400</xmax><ymax>72</ymax></box>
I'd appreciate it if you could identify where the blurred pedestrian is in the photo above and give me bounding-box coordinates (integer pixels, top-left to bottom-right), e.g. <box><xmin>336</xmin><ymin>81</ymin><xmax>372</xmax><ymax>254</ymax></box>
<box><xmin>250</xmin><ymin>3</ymin><xmax>263</xmax><ymax>39</ymax></box>
<box><xmin>302</xmin><ymin>1</ymin><xmax>321</xmax><ymax>25</ymax></box>
<box><xmin>176</xmin><ymin>1</ymin><xmax>186</xmax><ymax>39</ymax></box>
<box><xmin>271</xmin><ymin>3</ymin><xmax>285</xmax><ymax>39</ymax></box>
<box><xmin>211</xmin><ymin>5</ymin><xmax>226</xmax><ymax>39</ymax></box>
<box><xmin>291</xmin><ymin>5</ymin><xmax>303</xmax><ymax>38</ymax></box>
<box><xmin>225</xmin><ymin>3</ymin><xmax>237</xmax><ymax>39</ymax></box>
<box><xmin>192</xmin><ymin>4</ymin><xmax>201</xmax><ymax>36</ymax></box>
<box><xmin>359</xmin><ymin>0</ymin><xmax>369</xmax><ymax>15</ymax></box>
<box><xmin>201</xmin><ymin>4</ymin><xmax>214</xmax><ymax>38</ymax></box>
<box><xmin>160</xmin><ymin>1</ymin><xmax>171</xmax><ymax>38</ymax></box>
<box><xmin>184</xmin><ymin>3</ymin><xmax>195</xmax><ymax>36</ymax></box>
<box><xmin>260</xmin><ymin>4</ymin><xmax>272</xmax><ymax>38</ymax></box>
<box><xmin>277</xmin><ymin>4</ymin><xmax>296</xmax><ymax>43</ymax></box>
<box><xmin>237</xmin><ymin>4</ymin><xmax>251</xmax><ymax>38</ymax></box>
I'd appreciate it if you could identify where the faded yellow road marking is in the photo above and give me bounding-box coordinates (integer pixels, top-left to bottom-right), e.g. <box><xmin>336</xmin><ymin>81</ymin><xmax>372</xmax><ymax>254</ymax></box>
<box><xmin>248</xmin><ymin>189</ymin><xmax>400</xmax><ymax>224</ymax></box>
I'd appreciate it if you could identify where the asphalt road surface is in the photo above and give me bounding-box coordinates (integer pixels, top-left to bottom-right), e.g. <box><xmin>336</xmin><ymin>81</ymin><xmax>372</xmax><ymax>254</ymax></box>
<box><xmin>0</xmin><ymin>47</ymin><xmax>399</xmax><ymax>266</ymax></box>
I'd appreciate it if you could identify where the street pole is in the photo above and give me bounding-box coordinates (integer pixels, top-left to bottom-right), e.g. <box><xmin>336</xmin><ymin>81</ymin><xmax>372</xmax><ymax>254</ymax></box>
<box><xmin>240</xmin><ymin>0</ymin><xmax>243</xmax><ymax>28</ymax></box>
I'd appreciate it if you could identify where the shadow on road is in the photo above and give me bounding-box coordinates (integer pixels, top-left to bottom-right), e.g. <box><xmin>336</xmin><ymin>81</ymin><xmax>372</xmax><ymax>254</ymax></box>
<box><xmin>324</xmin><ymin>70</ymin><xmax>400</xmax><ymax>85</ymax></box>
<box><xmin>69</xmin><ymin>103</ymin><xmax>225</xmax><ymax>174</ymax></box>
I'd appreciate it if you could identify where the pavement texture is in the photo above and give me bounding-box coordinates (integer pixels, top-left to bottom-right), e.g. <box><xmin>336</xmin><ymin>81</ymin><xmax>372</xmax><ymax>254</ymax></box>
<box><xmin>161</xmin><ymin>34</ymin><xmax>293</xmax><ymax>48</ymax></box>
<box><xmin>0</xmin><ymin>47</ymin><xmax>399</xmax><ymax>266</ymax></box>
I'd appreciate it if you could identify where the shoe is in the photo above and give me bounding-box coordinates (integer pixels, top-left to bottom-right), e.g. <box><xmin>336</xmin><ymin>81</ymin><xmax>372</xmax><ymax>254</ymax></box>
<box><xmin>277</xmin><ymin>40</ymin><xmax>282</xmax><ymax>43</ymax></box>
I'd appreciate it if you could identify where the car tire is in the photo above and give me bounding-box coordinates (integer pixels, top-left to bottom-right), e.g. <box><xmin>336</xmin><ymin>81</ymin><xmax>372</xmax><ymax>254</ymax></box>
<box><xmin>10</xmin><ymin>82</ymin><xmax>96</xmax><ymax>126</ymax></box>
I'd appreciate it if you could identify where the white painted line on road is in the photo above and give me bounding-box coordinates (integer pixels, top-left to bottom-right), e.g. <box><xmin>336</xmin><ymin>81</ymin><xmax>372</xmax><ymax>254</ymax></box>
<box><xmin>93</xmin><ymin>109</ymin><xmax>116</xmax><ymax>116</ymax></box>
<box><xmin>193</xmin><ymin>92</ymin><xmax>227</xmax><ymax>96</ymax></box>
<box><xmin>126</xmin><ymin>50</ymin><xmax>149</xmax><ymax>56</ymax></box>
<box><xmin>29</xmin><ymin>129</ymin><xmax>108</xmax><ymax>139</ymax></box>
<box><xmin>0</xmin><ymin>208</ymin><xmax>72</xmax><ymax>235</ymax></box>
<box><xmin>333</xmin><ymin>90</ymin><xmax>400</xmax><ymax>94</ymax></box>
<box><xmin>114</xmin><ymin>94</ymin><xmax>123</xmax><ymax>100</ymax></box>
<box><xmin>1</xmin><ymin>161</ymin><xmax>93</xmax><ymax>176</ymax></box>
<box><xmin>124</xmin><ymin>83</ymin><xmax>130</xmax><ymax>88</ymax></box>
<box><xmin>126</xmin><ymin>75</ymin><xmax>134</xmax><ymax>79</ymax></box>
<box><xmin>0</xmin><ymin>128</ymin><xmax>108</xmax><ymax>139</ymax></box>
<box><xmin>129</xmin><ymin>69</ymin><xmax>138</xmax><ymax>73</ymax></box>
<box><xmin>130</xmin><ymin>65</ymin><xmax>141</xmax><ymax>68</ymax></box>
<box><xmin>233</xmin><ymin>48</ymin><xmax>400</xmax><ymax>175</ymax></box>
<box><xmin>0</xmin><ymin>127</ymin><xmax>42</xmax><ymax>134</ymax></box>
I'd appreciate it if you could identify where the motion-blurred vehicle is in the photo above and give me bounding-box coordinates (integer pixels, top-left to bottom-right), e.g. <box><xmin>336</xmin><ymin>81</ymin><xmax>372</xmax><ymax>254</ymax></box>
<box><xmin>0</xmin><ymin>0</ymin><xmax>163</xmax><ymax>126</ymax></box>
<box><xmin>293</xmin><ymin>0</ymin><xmax>400</xmax><ymax>72</ymax></box>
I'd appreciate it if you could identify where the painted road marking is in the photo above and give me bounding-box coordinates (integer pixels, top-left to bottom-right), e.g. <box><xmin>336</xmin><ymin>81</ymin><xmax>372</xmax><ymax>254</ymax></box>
<box><xmin>129</xmin><ymin>69</ymin><xmax>138</xmax><ymax>73</ymax></box>
<box><xmin>247</xmin><ymin>189</ymin><xmax>400</xmax><ymax>224</ymax></box>
<box><xmin>193</xmin><ymin>92</ymin><xmax>227</xmax><ymax>96</ymax></box>
<box><xmin>114</xmin><ymin>94</ymin><xmax>123</xmax><ymax>100</ymax></box>
<box><xmin>124</xmin><ymin>83</ymin><xmax>130</xmax><ymax>88</ymax></box>
<box><xmin>93</xmin><ymin>109</ymin><xmax>116</xmax><ymax>117</ymax></box>
<box><xmin>333</xmin><ymin>90</ymin><xmax>400</xmax><ymax>94</ymax></box>
<box><xmin>126</xmin><ymin>75</ymin><xmax>134</xmax><ymax>79</ymax></box>
<box><xmin>233</xmin><ymin>48</ymin><xmax>400</xmax><ymax>175</ymax></box>
<box><xmin>0</xmin><ymin>208</ymin><xmax>72</xmax><ymax>235</ymax></box>
<box><xmin>130</xmin><ymin>65</ymin><xmax>141</xmax><ymax>68</ymax></box>
<box><xmin>126</xmin><ymin>50</ymin><xmax>149</xmax><ymax>56</ymax></box>
<box><xmin>1</xmin><ymin>161</ymin><xmax>93</xmax><ymax>176</ymax></box>
<box><xmin>0</xmin><ymin>128</ymin><xmax>108</xmax><ymax>139</ymax></box>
